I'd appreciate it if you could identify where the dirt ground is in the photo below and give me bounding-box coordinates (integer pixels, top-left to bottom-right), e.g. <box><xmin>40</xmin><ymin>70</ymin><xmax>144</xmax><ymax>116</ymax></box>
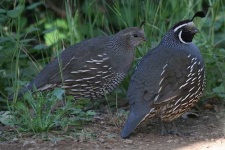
<box><xmin>1</xmin><ymin>102</ymin><xmax>225</xmax><ymax>150</ymax></box>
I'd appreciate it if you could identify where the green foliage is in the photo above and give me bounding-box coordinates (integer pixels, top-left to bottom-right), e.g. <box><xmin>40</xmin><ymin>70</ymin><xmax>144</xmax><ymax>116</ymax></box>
<box><xmin>1</xmin><ymin>88</ymin><xmax>95</xmax><ymax>133</ymax></box>
<box><xmin>21</xmin><ymin>89</ymin><xmax>68</xmax><ymax>132</ymax></box>
<box><xmin>0</xmin><ymin>0</ymin><xmax>224</xmax><ymax>137</ymax></box>
<box><xmin>197</xmin><ymin>0</ymin><xmax>225</xmax><ymax>100</ymax></box>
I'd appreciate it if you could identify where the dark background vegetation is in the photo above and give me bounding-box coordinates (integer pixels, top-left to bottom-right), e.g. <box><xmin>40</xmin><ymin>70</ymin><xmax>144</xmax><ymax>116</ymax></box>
<box><xmin>0</xmin><ymin>0</ymin><xmax>224</xmax><ymax>138</ymax></box>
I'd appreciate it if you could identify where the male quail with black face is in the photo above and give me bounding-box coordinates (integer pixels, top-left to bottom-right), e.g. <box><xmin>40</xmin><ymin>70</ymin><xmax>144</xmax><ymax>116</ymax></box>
<box><xmin>11</xmin><ymin>27</ymin><xmax>146</xmax><ymax>100</ymax></box>
<box><xmin>121</xmin><ymin>11</ymin><xmax>206</xmax><ymax>138</ymax></box>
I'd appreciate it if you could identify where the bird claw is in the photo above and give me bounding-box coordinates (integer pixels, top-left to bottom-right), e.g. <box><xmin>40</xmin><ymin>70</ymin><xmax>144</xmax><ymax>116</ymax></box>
<box><xmin>160</xmin><ymin>127</ymin><xmax>182</xmax><ymax>136</ymax></box>
<box><xmin>167</xmin><ymin>130</ymin><xmax>182</xmax><ymax>136</ymax></box>
<box><xmin>160</xmin><ymin>120</ymin><xmax>189</xmax><ymax>136</ymax></box>
<box><xmin>169</xmin><ymin>121</ymin><xmax>182</xmax><ymax>136</ymax></box>
<box><xmin>160</xmin><ymin>128</ymin><xmax>168</xmax><ymax>135</ymax></box>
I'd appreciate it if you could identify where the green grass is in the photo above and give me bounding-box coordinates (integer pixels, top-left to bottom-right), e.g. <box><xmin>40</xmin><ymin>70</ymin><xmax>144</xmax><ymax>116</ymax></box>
<box><xmin>0</xmin><ymin>0</ymin><xmax>224</xmax><ymax>140</ymax></box>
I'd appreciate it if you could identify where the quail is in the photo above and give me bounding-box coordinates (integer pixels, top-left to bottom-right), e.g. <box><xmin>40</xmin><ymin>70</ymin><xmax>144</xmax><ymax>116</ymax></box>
<box><xmin>121</xmin><ymin>11</ymin><xmax>206</xmax><ymax>138</ymax></box>
<box><xmin>11</xmin><ymin>27</ymin><xmax>147</xmax><ymax>100</ymax></box>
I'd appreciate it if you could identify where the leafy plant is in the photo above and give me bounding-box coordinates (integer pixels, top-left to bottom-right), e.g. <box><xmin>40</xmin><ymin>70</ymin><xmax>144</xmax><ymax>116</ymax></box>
<box><xmin>1</xmin><ymin>88</ymin><xmax>96</xmax><ymax>133</ymax></box>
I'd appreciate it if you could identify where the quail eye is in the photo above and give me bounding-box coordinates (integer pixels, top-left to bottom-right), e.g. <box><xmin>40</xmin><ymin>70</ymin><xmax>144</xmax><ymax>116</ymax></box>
<box><xmin>133</xmin><ymin>34</ymin><xmax>138</xmax><ymax>37</ymax></box>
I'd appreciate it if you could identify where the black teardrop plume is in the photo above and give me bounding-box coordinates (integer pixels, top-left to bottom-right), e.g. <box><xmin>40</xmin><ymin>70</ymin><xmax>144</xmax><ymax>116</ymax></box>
<box><xmin>140</xmin><ymin>21</ymin><xmax>145</xmax><ymax>28</ymax></box>
<box><xmin>191</xmin><ymin>11</ymin><xmax>206</xmax><ymax>21</ymax></box>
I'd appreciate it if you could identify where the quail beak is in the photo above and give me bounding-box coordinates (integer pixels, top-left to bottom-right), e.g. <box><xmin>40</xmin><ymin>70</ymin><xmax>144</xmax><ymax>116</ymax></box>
<box><xmin>143</xmin><ymin>36</ymin><xmax>148</xmax><ymax>42</ymax></box>
<box><xmin>190</xmin><ymin>27</ymin><xmax>199</xmax><ymax>34</ymax></box>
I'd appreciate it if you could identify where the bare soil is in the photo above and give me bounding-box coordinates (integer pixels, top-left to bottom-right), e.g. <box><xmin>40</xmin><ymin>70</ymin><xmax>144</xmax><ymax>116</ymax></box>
<box><xmin>1</xmin><ymin>101</ymin><xmax>225</xmax><ymax>150</ymax></box>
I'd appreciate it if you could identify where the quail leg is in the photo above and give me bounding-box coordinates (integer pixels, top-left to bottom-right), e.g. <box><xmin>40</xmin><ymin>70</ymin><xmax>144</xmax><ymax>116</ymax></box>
<box><xmin>168</xmin><ymin>121</ymin><xmax>182</xmax><ymax>136</ymax></box>
<box><xmin>160</xmin><ymin>121</ymin><xmax>168</xmax><ymax>135</ymax></box>
<box><xmin>160</xmin><ymin>121</ymin><xmax>182</xmax><ymax>136</ymax></box>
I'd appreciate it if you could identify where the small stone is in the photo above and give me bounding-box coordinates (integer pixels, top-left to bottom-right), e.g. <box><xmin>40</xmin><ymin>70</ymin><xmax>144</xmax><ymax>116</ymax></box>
<box><xmin>215</xmin><ymin>115</ymin><xmax>221</xmax><ymax>119</ymax></box>
<box><xmin>101</xmin><ymin>131</ymin><xmax>108</xmax><ymax>135</ymax></box>
<box><xmin>211</xmin><ymin>131</ymin><xmax>219</xmax><ymax>136</ymax></box>
<box><xmin>23</xmin><ymin>140</ymin><xmax>36</xmax><ymax>146</ymax></box>
<box><xmin>104</xmin><ymin>144</ymin><xmax>112</xmax><ymax>149</ymax></box>
<box><xmin>12</xmin><ymin>137</ymin><xmax>19</xmax><ymax>143</ymax></box>
<box><xmin>209</xmin><ymin>123</ymin><xmax>217</xmax><ymax>128</ymax></box>
<box><xmin>124</xmin><ymin>139</ymin><xmax>133</xmax><ymax>144</ymax></box>
<box><xmin>95</xmin><ymin>145</ymin><xmax>100</xmax><ymax>149</ymax></box>
<box><xmin>99</xmin><ymin>138</ymin><xmax>105</xmax><ymax>143</ymax></box>
<box><xmin>167</xmin><ymin>140</ymin><xmax>174</xmax><ymax>143</ymax></box>
<box><xmin>203</xmin><ymin>116</ymin><xmax>209</xmax><ymax>119</ymax></box>
<box><xmin>108</xmin><ymin>138</ymin><xmax>117</xmax><ymax>142</ymax></box>
<box><xmin>124</xmin><ymin>144</ymin><xmax>129</xmax><ymax>147</ymax></box>
<box><xmin>78</xmin><ymin>135</ymin><xmax>86</xmax><ymax>142</ymax></box>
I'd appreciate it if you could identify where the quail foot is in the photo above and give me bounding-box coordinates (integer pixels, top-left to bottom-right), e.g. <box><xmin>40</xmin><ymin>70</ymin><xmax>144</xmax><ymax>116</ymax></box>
<box><xmin>10</xmin><ymin>27</ymin><xmax>147</xmax><ymax>100</ymax></box>
<box><xmin>121</xmin><ymin>11</ymin><xmax>206</xmax><ymax>138</ymax></box>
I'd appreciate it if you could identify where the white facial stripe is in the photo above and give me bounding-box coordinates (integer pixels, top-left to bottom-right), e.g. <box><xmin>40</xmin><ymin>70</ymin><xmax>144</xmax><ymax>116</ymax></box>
<box><xmin>173</xmin><ymin>21</ymin><xmax>194</xmax><ymax>32</ymax></box>
<box><xmin>174</xmin><ymin>23</ymin><xmax>188</xmax><ymax>32</ymax></box>
<box><xmin>178</xmin><ymin>30</ymin><xmax>189</xmax><ymax>44</ymax></box>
